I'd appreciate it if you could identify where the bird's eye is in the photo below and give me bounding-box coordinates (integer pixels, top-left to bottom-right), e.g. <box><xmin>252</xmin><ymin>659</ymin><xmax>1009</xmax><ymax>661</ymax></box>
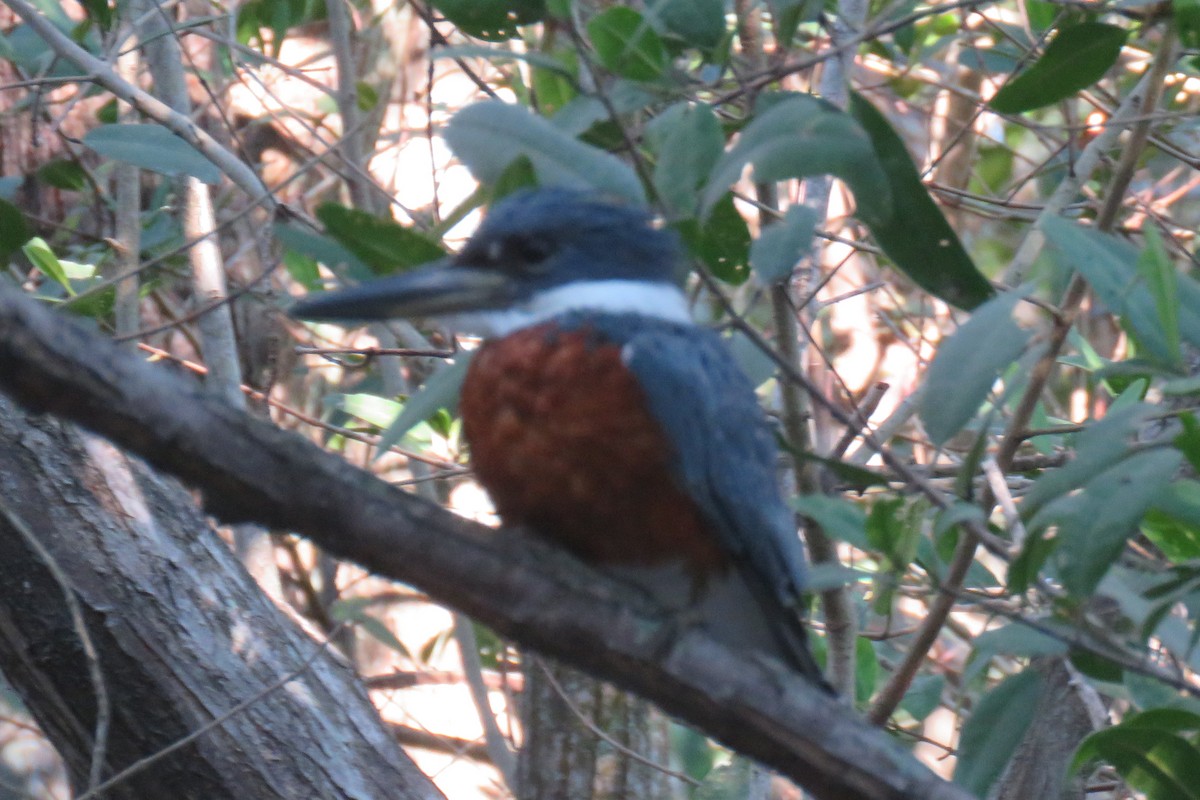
<box><xmin>506</xmin><ymin>235</ymin><xmax>555</xmax><ymax>267</ymax></box>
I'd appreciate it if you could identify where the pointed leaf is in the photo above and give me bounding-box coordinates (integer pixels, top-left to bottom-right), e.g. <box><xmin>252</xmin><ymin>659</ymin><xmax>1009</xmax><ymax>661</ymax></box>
<box><xmin>1055</xmin><ymin>448</ymin><xmax>1183</xmax><ymax>596</ymax></box>
<box><xmin>954</xmin><ymin>669</ymin><xmax>1043</xmax><ymax>796</ymax></box>
<box><xmin>83</xmin><ymin>124</ymin><xmax>221</xmax><ymax>184</ymax></box>
<box><xmin>376</xmin><ymin>355</ymin><xmax>473</xmax><ymax>456</ymax></box>
<box><xmin>701</xmin><ymin>94</ymin><xmax>891</xmax><ymax>226</ymax></box>
<box><xmin>316</xmin><ymin>203</ymin><xmax>445</xmax><ymax>275</ymax></box>
<box><xmin>990</xmin><ymin>23</ymin><xmax>1128</xmax><ymax>114</ymax></box>
<box><xmin>1023</xmin><ymin>403</ymin><xmax>1154</xmax><ymax>518</ymax></box>
<box><xmin>750</xmin><ymin>204</ymin><xmax>817</xmax><ymax>284</ymax></box>
<box><xmin>1043</xmin><ymin>218</ymin><xmax>1190</xmax><ymax>367</ymax></box>
<box><xmin>1075</xmin><ymin>710</ymin><xmax>1200</xmax><ymax>800</ymax></box>
<box><xmin>1136</xmin><ymin>226</ymin><xmax>1182</xmax><ymax>366</ymax></box>
<box><xmin>445</xmin><ymin>101</ymin><xmax>644</xmax><ymax>204</ymax></box>
<box><xmin>587</xmin><ymin>7</ymin><xmax>668</xmax><ymax>81</ymax></box>
<box><xmin>23</xmin><ymin>237</ymin><xmax>74</xmax><ymax>296</ymax></box>
<box><xmin>850</xmin><ymin>93</ymin><xmax>994</xmax><ymax>309</ymax></box>
<box><xmin>920</xmin><ymin>290</ymin><xmax>1032</xmax><ymax>445</ymax></box>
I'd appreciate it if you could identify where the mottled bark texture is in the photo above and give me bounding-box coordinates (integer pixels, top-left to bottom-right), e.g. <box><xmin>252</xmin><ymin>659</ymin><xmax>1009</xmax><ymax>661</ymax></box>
<box><xmin>0</xmin><ymin>395</ymin><xmax>444</xmax><ymax>800</ymax></box>
<box><xmin>991</xmin><ymin>658</ymin><xmax>1106</xmax><ymax>800</ymax></box>
<box><xmin>519</xmin><ymin>659</ymin><xmax>671</xmax><ymax>800</ymax></box>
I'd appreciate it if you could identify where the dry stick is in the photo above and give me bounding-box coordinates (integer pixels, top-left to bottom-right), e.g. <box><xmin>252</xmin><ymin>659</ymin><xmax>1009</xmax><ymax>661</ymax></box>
<box><xmin>0</xmin><ymin>503</ymin><xmax>111</xmax><ymax>792</ymax></box>
<box><xmin>866</xmin><ymin>44</ymin><xmax>1175</xmax><ymax>726</ymax></box>
<box><xmin>452</xmin><ymin>616</ymin><xmax>519</xmax><ymax>787</ymax></box>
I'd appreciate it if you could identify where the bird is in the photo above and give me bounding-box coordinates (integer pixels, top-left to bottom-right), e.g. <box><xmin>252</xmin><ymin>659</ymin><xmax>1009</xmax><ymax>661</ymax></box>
<box><xmin>291</xmin><ymin>188</ymin><xmax>830</xmax><ymax>689</ymax></box>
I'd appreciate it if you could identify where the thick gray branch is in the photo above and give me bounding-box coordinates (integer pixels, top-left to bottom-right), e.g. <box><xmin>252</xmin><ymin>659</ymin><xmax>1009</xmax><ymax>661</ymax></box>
<box><xmin>0</xmin><ymin>287</ymin><xmax>976</xmax><ymax>800</ymax></box>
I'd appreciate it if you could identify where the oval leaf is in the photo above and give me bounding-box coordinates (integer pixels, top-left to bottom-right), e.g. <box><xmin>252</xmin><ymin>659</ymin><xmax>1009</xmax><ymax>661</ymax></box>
<box><xmin>702</xmin><ymin>94</ymin><xmax>891</xmax><ymax>224</ymax></box>
<box><xmin>920</xmin><ymin>289</ymin><xmax>1032</xmax><ymax>445</ymax></box>
<box><xmin>445</xmin><ymin>101</ymin><xmax>644</xmax><ymax>204</ymax></box>
<box><xmin>990</xmin><ymin>22</ymin><xmax>1129</xmax><ymax>114</ymax></box>
<box><xmin>652</xmin><ymin>0</ymin><xmax>725</xmax><ymax>49</ymax></box>
<box><xmin>750</xmin><ymin>204</ymin><xmax>817</xmax><ymax>284</ymax></box>
<box><xmin>83</xmin><ymin>123</ymin><xmax>221</xmax><ymax>184</ymax></box>
<box><xmin>428</xmin><ymin>0</ymin><xmax>546</xmax><ymax>40</ymax></box>
<box><xmin>587</xmin><ymin>6</ymin><xmax>668</xmax><ymax>81</ymax></box>
<box><xmin>646</xmin><ymin>101</ymin><xmax>724</xmax><ymax>218</ymax></box>
<box><xmin>850</xmin><ymin>93</ymin><xmax>994</xmax><ymax>309</ymax></box>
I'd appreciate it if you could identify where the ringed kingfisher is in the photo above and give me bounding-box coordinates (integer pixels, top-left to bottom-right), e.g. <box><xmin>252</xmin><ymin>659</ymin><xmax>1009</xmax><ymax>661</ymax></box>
<box><xmin>291</xmin><ymin>188</ymin><xmax>829</xmax><ymax>689</ymax></box>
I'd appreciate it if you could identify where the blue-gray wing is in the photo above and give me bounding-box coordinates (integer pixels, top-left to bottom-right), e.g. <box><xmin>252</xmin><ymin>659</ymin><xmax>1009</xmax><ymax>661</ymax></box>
<box><xmin>617</xmin><ymin>323</ymin><xmax>810</xmax><ymax>610</ymax></box>
<box><xmin>557</xmin><ymin>312</ymin><xmax>827</xmax><ymax>685</ymax></box>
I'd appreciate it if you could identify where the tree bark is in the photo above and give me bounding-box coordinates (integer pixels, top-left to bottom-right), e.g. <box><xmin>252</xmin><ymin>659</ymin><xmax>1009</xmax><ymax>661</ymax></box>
<box><xmin>0</xmin><ymin>394</ymin><xmax>444</xmax><ymax>800</ymax></box>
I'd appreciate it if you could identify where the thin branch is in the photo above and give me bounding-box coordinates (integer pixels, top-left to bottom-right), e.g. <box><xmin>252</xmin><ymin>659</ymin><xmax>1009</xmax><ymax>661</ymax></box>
<box><xmin>0</xmin><ymin>503</ymin><xmax>111</xmax><ymax>792</ymax></box>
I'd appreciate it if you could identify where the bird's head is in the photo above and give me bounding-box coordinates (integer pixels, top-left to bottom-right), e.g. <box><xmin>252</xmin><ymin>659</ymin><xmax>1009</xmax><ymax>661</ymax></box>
<box><xmin>290</xmin><ymin>188</ymin><xmax>689</xmax><ymax>334</ymax></box>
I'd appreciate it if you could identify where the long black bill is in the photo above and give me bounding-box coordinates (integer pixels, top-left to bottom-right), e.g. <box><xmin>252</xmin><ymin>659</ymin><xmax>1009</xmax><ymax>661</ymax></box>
<box><xmin>289</xmin><ymin>261</ymin><xmax>518</xmax><ymax>322</ymax></box>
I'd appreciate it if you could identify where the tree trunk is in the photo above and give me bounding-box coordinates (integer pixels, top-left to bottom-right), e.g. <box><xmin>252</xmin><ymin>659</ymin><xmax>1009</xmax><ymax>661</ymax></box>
<box><xmin>0</xmin><ymin>395</ymin><xmax>444</xmax><ymax>800</ymax></box>
<box><xmin>519</xmin><ymin>658</ymin><xmax>672</xmax><ymax>800</ymax></box>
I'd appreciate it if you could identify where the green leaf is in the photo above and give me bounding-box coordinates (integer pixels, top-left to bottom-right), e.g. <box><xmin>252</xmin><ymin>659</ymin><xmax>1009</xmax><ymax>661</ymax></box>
<box><xmin>750</xmin><ymin>204</ymin><xmax>817</xmax><ymax>284</ymax></box>
<box><xmin>1042</xmin><ymin>218</ymin><xmax>1195</xmax><ymax>367</ymax></box>
<box><xmin>79</xmin><ymin>0</ymin><xmax>113</xmax><ymax>31</ymax></box>
<box><xmin>83</xmin><ymin>124</ymin><xmax>221</xmax><ymax>184</ymax></box>
<box><xmin>646</xmin><ymin>102</ymin><xmax>724</xmax><ymax>218</ymax></box>
<box><xmin>23</xmin><ymin>237</ymin><xmax>74</xmax><ymax>296</ymax></box>
<box><xmin>1180</xmin><ymin>0</ymin><xmax>1200</xmax><ymax>49</ymax></box>
<box><xmin>282</xmin><ymin>250</ymin><xmax>321</xmax><ymax>290</ymax></box>
<box><xmin>330</xmin><ymin>598</ymin><xmax>412</xmax><ymax>658</ymax></box>
<box><xmin>677</xmin><ymin>194</ymin><xmax>750</xmax><ymax>284</ymax></box>
<box><xmin>1074</xmin><ymin>710</ymin><xmax>1200</xmax><ymax>800</ymax></box>
<box><xmin>965</xmin><ymin>623</ymin><xmax>1067</xmax><ymax>682</ymax></box>
<box><xmin>798</xmin><ymin>452</ymin><xmax>891</xmax><ymax>492</ymax></box>
<box><xmin>954</xmin><ymin>670</ymin><xmax>1043</xmax><ymax>796</ymax></box>
<box><xmin>1136</xmin><ymin>226</ymin><xmax>1181</xmax><ymax>366</ymax></box>
<box><xmin>767</xmin><ymin>0</ymin><xmax>823</xmax><ymax>45</ymax></box>
<box><xmin>1022</xmin><ymin>403</ymin><xmax>1153</xmax><ymax>518</ymax></box>
<box><xmin>0</xmin><ymin>198</ymin><xmax>33</xmax><ymax>263</ymax></box>
<box><xmin>274</xmin><ymin>221</ymin><xmax>373</xmax><ymax>283</ymax></box>
<box><xmin>355</xmin><ymin>81</ymin><xmax>378</xmax><ymax>112</ymax></box>
<box><xmin>428</xmin><ymin>0</ymin><xmax>546</xmax><ymax>40</ymax></box>
<box><xmin>1177</xmin><ymin>413</ymin><xmax>1200</xmax><ymax>473</ymax></box>
<box><xmin>899</xmin><ymin>674</ymin><xmax>945</xmax><ymax>722</ymax></box>
<box><xmin>849</xmin><ymin>93</ymin><xmax>994</xmax><ymax>309</ymax></box>
<box><xmin>316</xmin><ymin>204</ymin><xmax>445</xmax><ymax>276</ymax></box>
<box><xmin>702</xmin><ymin>94</ymin><xmax>891</xmax><ymax>226</ymax></box>
<box><xmin>36</xmin><ymin>159</ymin><xmax>87</xmax><ymax>190</ymax></box>
<box><xmin>651</xmin><ymin>0</ymin><xmax>725</xmax><ymax>49</ymax></box>
<box><xmin>855</xmin><ymin>636</ymin><xmax>878</xmax><ymax>704</ymax></box>
<box><xmin>1053</xmin><ymin>448</ymin><xmax>1183</xmax><ymax>596</ymax></box>
<box><xmin>587</xmin><ymin>7</ymin><xmax>669</xmax><ymax>81</ymax></box>
<box><xmin>337</xmin><ymin>393</ymin><xmax>403</xmax><ymax>429</ymax></box>
<box><xmin>376</xmin><ymin>356</ymin><xmax>473</xmax><ymax>456</ymax></box>
<box><xmin>990</xmin><ymin>23</ymin><xmax>1129</xmax><ymax>114</ymax></box>
<box><xmin>445</xmin><ymin>101</ymin><xmax>644</xmax><ymax>204</ymax></box>
<box><xmin>920</xmin><ymin>290</ymin><xmax>1032</xmax><ymax>445</ymax></box>
<box><xmin>1144</xmin><ymin>479</ymin><xmax>1200</xmax><ymax>562</ymax></box>
<box><xmin>792</xmin><ymin>495</ymin><xmax>868</xmax><ymax>549</ymax></box>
